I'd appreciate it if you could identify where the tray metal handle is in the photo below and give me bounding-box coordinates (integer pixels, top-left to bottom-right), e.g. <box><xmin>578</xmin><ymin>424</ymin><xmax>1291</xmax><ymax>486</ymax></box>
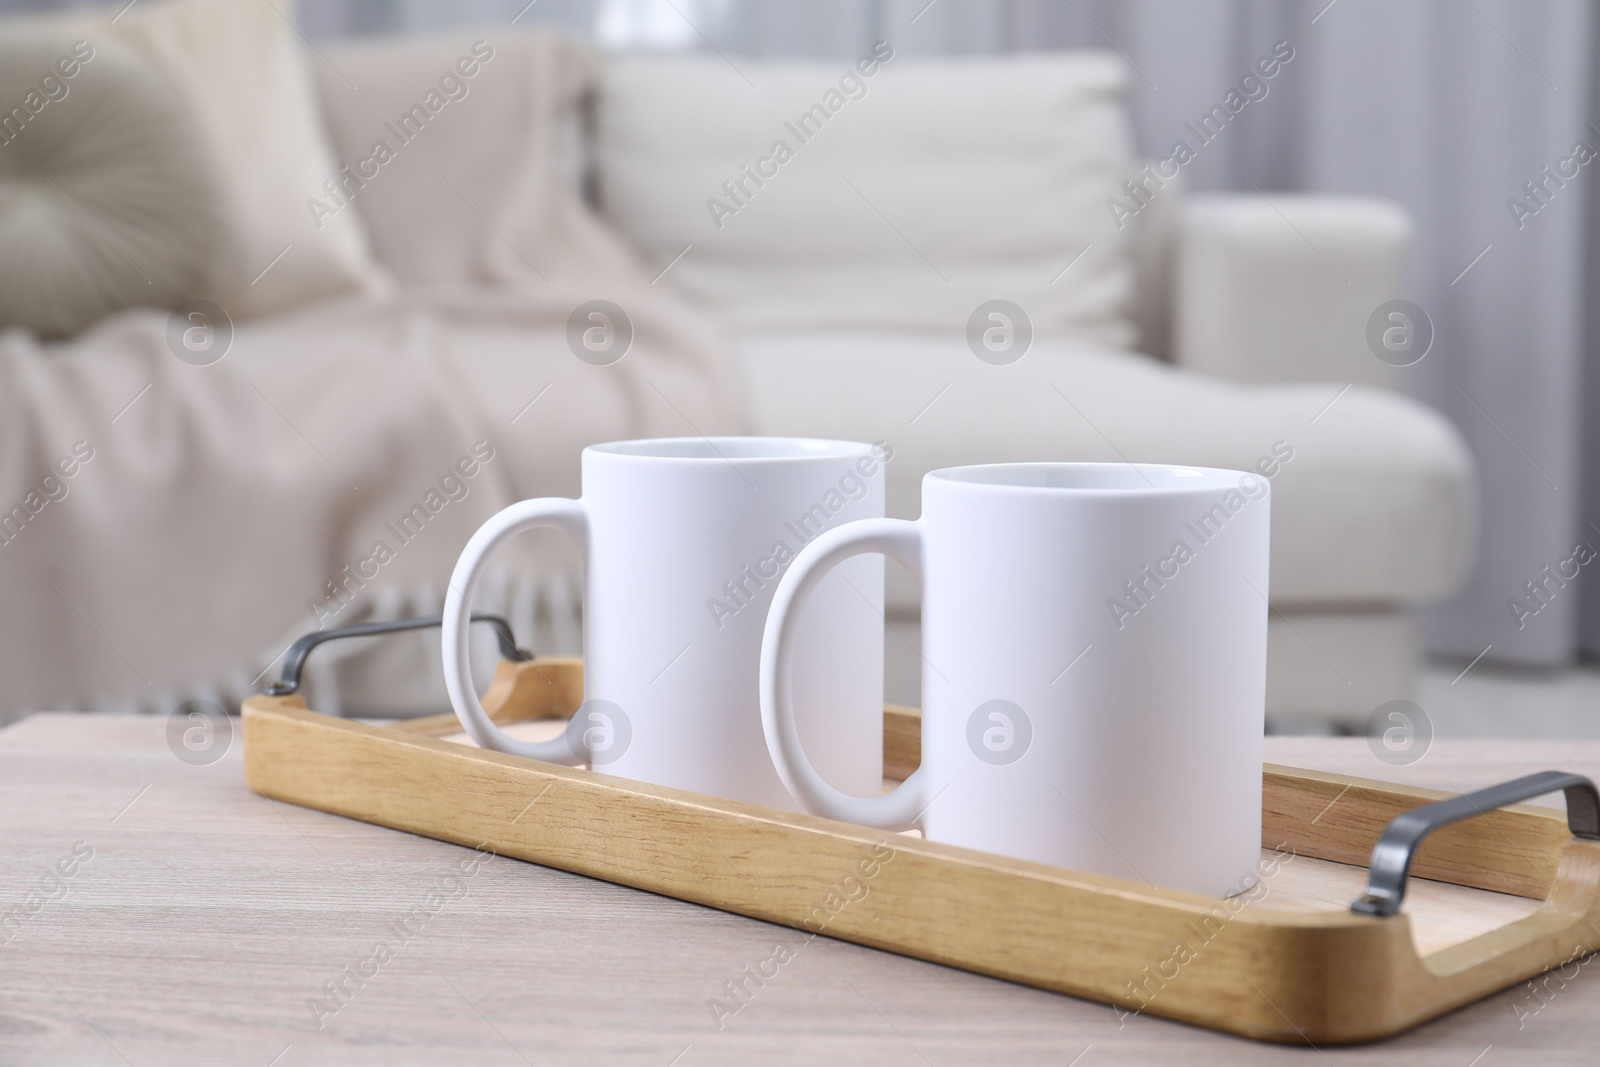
<box><xmin>263</xmin><ymin>615</ymin><xmax>531</xmax><ymax>697</ymax></box>
<box><xmin>1350</xmin><ymin>770</ymin><xmax>1600</xmax><ymax>917</ymax></box>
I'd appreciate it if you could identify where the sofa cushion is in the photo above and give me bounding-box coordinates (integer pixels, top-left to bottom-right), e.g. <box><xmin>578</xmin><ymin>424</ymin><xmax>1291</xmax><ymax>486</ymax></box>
<box><xmin>733</xmin><ymin>331</ymin><xmax>1476</xmax><ymax>607</ymax></box>
<box><xmin>0</xmin><ymin>32</ymin><xmax>220</xmax><ymax>338</ymax></box>
<box><xmin>313</xmin><ymin>31</ymin><xmax>615</xmax><ymax>287</ymax></box>
<box><xmin>107</xmin><ymin>0</ymin><xmax>385</xmax><ymax>319</ymax></box>
<box><xmin>597</xmin><ymin>52</ymin><xmax>1136</xmax><ymax>348</ymax></box>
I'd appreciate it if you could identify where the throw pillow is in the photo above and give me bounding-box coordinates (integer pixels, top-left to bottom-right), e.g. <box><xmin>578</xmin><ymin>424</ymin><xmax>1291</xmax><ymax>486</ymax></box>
<box><xmin>0</xmin><ymin>31</ymin><xmax>221</xmax><ymax>338</ymax></box>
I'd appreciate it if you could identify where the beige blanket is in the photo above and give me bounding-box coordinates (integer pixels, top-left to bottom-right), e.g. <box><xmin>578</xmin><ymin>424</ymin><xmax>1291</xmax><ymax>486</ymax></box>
<box><xmin>0</xmin><ymin>19</ymin><xmax>747</xmax><ymax>718</ymax></box>
<box><xmin>0</xmin><ymin>277</ymin><xmax>741</xmax><ymax>719</ymax></box>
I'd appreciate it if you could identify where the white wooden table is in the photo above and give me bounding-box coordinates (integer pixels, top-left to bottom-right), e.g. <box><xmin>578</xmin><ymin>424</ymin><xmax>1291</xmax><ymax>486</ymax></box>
<box><xmin>4</xmin><ymin>714</ymin><xmax>1599</xmax><ymax>1066</ymax></box>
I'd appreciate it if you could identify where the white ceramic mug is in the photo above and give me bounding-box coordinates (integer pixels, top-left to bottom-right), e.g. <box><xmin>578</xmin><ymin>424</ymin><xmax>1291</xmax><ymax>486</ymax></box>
<box><xmin>760</xmin><ymin>463</ymin><xmax>1269</xmax><ymax>896</ymax></box>
<box><xmin>443</xmin><ymin>436</ymin><xmax>890</xmax><ymax>809</ymax></box>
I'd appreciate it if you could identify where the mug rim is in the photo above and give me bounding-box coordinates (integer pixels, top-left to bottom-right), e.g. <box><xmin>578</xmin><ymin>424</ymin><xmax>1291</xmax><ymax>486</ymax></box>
<box><xmin>927</xmin><ymin>462</ymin><xmax>1264</xmax><ymax>495</ymax></box>
<box><xmin>586</xmin><ymin>436</ymin><xmax>876</xmax><ymax>463</ymax></box>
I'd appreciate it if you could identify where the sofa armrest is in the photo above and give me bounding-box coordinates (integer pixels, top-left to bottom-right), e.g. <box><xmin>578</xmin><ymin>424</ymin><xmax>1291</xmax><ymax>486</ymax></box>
<box><xmin>1172</xmin><ymin>195</ymin><xmax>1411</xmax><ymax>388</ymax></box>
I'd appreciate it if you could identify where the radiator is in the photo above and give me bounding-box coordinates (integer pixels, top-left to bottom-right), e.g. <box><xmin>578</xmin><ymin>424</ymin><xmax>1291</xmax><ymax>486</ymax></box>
<box><xmin>62</xmin><ymin>567</ymin><xmax>583</xmax><ymax>721</ymax></box>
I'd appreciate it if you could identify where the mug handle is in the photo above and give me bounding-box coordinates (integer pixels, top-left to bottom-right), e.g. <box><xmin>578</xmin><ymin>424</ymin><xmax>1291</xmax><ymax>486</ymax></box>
<box><xmin>443</xmin><ymin>498</ymin><xmax>588</xmax><ymax>764</ymax></box>
<box><xmin>760</xmin><ymin>518</ymin><xmax>930</xmax><ymax>828</ymax></box>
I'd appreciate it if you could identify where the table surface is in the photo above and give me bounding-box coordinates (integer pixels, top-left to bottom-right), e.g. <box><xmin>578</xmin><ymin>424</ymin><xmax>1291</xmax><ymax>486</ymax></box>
<box><xmin>4</xmin><ymin>715</ymin><xmax>1600</xmax><ymax>1067</ymax></box>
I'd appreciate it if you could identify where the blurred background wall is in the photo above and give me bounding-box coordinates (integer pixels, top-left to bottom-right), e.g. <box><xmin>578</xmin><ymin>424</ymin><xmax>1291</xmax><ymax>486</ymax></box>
<box><xmin>5</xmin><ymin>0</ymin><xmax>1598</xmax><ymax>672</ymax></box>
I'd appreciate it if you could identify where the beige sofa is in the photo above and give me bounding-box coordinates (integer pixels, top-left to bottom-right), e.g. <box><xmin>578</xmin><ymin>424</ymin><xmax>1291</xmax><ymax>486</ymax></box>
<box><xmin>591</xmin><ymin>54</ymin><xmax>1475</xmax><ymax>726</ymax></box>
<box><xmin>0</xmin><ymin>17</ymin><xmax>1475</xmax><ymax>729</ymax></box>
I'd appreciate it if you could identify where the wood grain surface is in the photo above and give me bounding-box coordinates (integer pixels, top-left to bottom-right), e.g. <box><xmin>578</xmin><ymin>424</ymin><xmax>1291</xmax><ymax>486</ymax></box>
<box><xmin>240</xmin><ymin>665</ymin><xmax>1600</xmax><ymax>1046</ymax></box>
<box><xmin>5</xmin><ymin>708</ymin><xmax>1600</xmax><ymax>1065</ymax></box>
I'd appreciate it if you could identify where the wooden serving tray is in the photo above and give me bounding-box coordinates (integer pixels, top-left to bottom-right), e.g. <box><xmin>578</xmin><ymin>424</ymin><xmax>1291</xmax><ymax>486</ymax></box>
<box><xmin>242</xmin><ymin>656</ymin><xmax>1600</xmax><ymax>1045</ymax></box>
